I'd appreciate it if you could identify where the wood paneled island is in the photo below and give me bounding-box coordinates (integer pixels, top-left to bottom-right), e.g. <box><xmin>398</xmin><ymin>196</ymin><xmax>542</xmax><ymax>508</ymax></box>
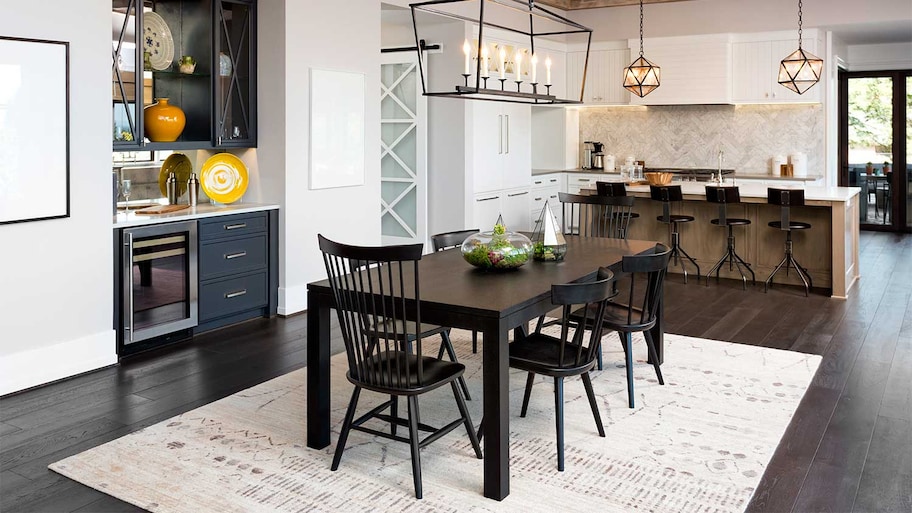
<box><xmin>584</xmin><ymin>182</ymin><xmax>861</xmax><ymax>298</ymax></box>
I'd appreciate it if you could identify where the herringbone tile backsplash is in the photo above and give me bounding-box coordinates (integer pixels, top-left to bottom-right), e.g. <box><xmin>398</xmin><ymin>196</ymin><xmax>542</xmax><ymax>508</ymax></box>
<box><xmin>579</xmin><ymin>104</ymin><xmax>824</xmax><ymax>175</ymax></box>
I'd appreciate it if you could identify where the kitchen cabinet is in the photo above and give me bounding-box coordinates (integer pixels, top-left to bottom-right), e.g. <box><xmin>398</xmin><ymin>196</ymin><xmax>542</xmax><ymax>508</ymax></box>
<box><xmin>566</xmin><ymin>173</ymin><xmax>613</xmax><ymax>194</ymax></box>
<box><xmin>531</xmin><ymin>107</ymin><xmax>579</xmax><ymax>170</ymax></box>
<box><xmin>197</xmin><ymin>211</ymin><xmax>276</xmax><ymax>331</ymax></box>
<box><xmin>531</xmin><ymin>173</ymin><xmax>563</xmax><ymax>233</ymax></box>
<box><xmin>469</xmin><ymin>101</ymin><xmax>531</xmax><ymax>193</ymax></box>
<box><xmin>627</xmin><ymin>34</ymin><xmax>732</xmax><ymax>105</ymax></box>
<box><xmin>566</xmin><ymin>49</ymin><xmax>630</xmax><ymax>105</ymax></box>
<box><xmin>472</xmin><ymin>187</ymin><xmax>532</xmax><ymax>232</ymax></box>
<box><xmin>731</xmin><ymin>32</ymin><xmax>821</xmax><ymax>104</ymax></box>
<box><xmin>111</xmin><ymin>0</ymin><xmax>257</xmax><ymax>151</ymax></box>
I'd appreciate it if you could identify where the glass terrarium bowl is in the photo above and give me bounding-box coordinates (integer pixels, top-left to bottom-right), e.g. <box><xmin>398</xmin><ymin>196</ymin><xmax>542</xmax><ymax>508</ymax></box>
<box><xmin>461</xmin><ymin>228</ymin><xmax>533</xmax><ymax>271</ymax></box>
<box><xmin>533</xmin><ymin>241</ymin><xmax>567</xmax><ymax>262</ymax></box>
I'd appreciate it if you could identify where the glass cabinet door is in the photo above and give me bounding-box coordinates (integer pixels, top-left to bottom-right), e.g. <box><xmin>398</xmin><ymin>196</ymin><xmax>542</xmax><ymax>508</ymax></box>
<box><xmin>213</xmin><ymin>0</ymin><xmax>256</xmax><ymax>147</ymax></box>
<box><xmin>112</xmin><ymin>0</ymin><xmax>144</xmax><ymax>148</ymax></box>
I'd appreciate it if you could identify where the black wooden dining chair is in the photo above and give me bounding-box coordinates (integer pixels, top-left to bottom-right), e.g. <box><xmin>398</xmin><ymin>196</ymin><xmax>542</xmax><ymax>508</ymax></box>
<box><xmin>431</xmin><ymin>229</ymin><xmax>481</xmax><ymax>355</ymax></box>
<box><xmin>511</xmin><ymin>269</ymin><xmax>615</xmax><ymax>471</ymax></box>
<box><xmin>569</xmin><ymin>243</ymin><xmax>671</xmax><ymax>408</ymax></box>
<box><xmin>318</xmin><ymin>235</ymin><xmax>482</xmax><ymax>499</ymax></box>
<box><xmin>559</xmin><ymin>192</ymin><xmax>635</xmax><ymax>239</ymax></box>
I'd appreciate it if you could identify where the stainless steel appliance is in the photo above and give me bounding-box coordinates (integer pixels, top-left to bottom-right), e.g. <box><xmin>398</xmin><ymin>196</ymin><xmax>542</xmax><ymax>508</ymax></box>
<box><xmin>581</xmin><ymin>141</ymin><xmax>594</xmax><ymax>169</ymax></box>
<box><xmin>591</xmin><ymin>142</ymin><xmax>605</xmax><ymax>169</ymax></box>
<box><xmin>122</xmin><ymin>220</ymin><xmax>198</xmax><ymax>346</ymax></box>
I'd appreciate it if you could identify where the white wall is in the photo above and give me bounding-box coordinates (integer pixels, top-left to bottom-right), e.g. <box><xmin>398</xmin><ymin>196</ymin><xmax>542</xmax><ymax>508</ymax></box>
<box><xmin>847</xmin><ymin>42</ymin><xmax>912</xmax><ymax>71</ymax></box>
<box><xmin>570</xmin><ymin>0</ymin><xmax>912</xmax><ymax>42</ymax></box>
<box><xmin>258</xmin><ymin>0</ymin><xmax>382</xmax><ymax>315</ymax></box>
<box><xmin>0</xmin><ymin>0</ymin><xmax>115</xmax><ymax>395</ymax></box>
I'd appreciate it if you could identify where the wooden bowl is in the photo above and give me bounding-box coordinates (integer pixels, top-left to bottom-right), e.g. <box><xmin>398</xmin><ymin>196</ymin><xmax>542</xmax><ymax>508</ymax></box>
<box><xmin>645</xmin><ymin>172</ymin><xmax>673</xmax><ymax>186</ymax></box>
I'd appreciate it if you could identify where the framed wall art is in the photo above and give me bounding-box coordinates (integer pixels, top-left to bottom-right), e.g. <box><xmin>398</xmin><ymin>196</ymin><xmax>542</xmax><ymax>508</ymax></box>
<box><xmin>0</xmin><ymin>36</ymin><xmax>70</xmax><ymax>225</ymax></box>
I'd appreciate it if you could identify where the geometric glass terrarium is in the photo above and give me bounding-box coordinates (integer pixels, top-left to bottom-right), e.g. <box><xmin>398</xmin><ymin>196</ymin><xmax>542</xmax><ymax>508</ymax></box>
<box><xmin>461</xmin><ymin>214</ymin><xmax>532</xmax><ymax>271</ymax></box>
<box><xmin>531</xmin><ymin>201</ymin><xmax>567</xmax><ymax>261</ymax></box>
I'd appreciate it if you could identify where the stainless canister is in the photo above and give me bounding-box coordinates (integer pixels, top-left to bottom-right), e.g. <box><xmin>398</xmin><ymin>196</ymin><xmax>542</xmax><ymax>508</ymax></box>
<box><xmin>187</xmin><ymin>173</ymin><xmax>200</xmax><ymax>206</ymax></box>
<box><xmin>166</xmin><ymin>172</ymin><xmax>179</xmax><ymax>204</ymax></box>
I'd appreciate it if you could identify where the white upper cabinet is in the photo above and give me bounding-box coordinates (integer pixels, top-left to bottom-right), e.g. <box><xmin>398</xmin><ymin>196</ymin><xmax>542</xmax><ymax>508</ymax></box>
<box><xmin>468</xmin><ymin>101</ymin><xmax>531</xmax><ymax>194</ymax></box>
<box><xmin>567</xmin><ymin>49</ymin><xmax>630</xmax><ymax>105</ymax></box>
<box><xmin>628</xmin><ymin>34</ymin><xmax>732</xmax><ymax>105</ymax></box>
<box><xmin>731</xmin><ymin>30</ymin><xmax>821</xmax><ymax>104</ymax></box>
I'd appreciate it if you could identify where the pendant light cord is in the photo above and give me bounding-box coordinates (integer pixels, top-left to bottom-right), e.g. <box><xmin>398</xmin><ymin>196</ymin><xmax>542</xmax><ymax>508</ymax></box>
<box><xmin>638</xmin><ymin>0</ymin><xmax>644</xmax><ymax>57</ymax></box>
<box><xmin>797</xmin><ymin>0</ymin><xmax>804</xmax><ymax>49</ymax></box>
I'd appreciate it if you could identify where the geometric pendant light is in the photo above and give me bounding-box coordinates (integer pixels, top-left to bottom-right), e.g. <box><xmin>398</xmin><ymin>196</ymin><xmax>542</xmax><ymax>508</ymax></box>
<box><xmin>778</xmin><ymin>0</ymin><xmax>823</xmax><ymax>94</ymax></box>
<box><xmin>623</xmin><ymin>0</ymin><xmax>660</xmax><ymax>98</ymax></box>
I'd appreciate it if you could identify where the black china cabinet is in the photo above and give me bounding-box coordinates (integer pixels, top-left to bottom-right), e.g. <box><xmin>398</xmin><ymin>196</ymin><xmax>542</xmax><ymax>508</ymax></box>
<box><xmin>112</xmin><ymin>0</ymin><xmax>256</xmax><ymax>151</ymax></box>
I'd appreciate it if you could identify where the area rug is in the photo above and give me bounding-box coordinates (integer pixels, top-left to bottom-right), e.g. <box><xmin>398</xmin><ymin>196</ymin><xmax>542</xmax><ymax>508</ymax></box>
<box><xmin>50</xmin><ymin>329</ymin><xmax>820</xmax><ymax>513</ymax></box>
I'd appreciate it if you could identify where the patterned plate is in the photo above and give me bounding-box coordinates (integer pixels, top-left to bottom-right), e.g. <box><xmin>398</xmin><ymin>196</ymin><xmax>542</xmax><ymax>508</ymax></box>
<box><xmin>143</xmin><ymin>11</ymin><xmax>174</xmax><ymax>71</ymax></box>
<box><xmin>200</xmin><ymin>153</ymin><xmax>248</xmax><ymax>204</ymax></box>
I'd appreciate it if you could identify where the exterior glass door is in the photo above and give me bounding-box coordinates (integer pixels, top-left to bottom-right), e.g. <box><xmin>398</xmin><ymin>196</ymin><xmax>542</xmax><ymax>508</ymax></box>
<box><xmin>841</xmin><ymin>70</ymin><xmax>910</xmax><ymax>232</ymax></box>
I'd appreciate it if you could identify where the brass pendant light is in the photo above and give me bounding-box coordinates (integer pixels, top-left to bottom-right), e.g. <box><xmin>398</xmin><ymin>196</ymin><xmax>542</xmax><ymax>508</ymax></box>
<box><xmin>623</xmin><ymin>0</ymin><xmax>660</xmax><ymax>98</ymax></box>
<box><xmin>778</xmin><ymin>0</ymin><xmax>823</xmax><ymax>94</ymax></box>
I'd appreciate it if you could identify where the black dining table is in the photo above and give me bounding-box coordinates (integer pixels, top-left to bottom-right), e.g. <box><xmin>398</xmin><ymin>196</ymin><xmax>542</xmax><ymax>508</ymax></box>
<box><xmin>306</xmin><ymin>235</ymin><xmax>664</xmax><ymax>500</ymax></box>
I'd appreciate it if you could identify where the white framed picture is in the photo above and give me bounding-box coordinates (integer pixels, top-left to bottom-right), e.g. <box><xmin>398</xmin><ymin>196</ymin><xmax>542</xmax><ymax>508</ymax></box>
<box><xmin>0</xmin><ymin>36</ymin><xmax>70</xmax><ymax>225</ymax></box>
<box><xmin>309</xmin><ymin>68</ymin><xmax>365</xmax><ymax>190</ymax></box>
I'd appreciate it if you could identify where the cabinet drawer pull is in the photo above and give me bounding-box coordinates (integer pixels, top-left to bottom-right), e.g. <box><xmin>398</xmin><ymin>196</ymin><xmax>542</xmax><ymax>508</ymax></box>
<box><xmin>534</xmin><ymin>197</ymin><xmax>543</xmax><ymax>201</ymax></box>
<box><xmin>550</xmin><ymin>194</ymin><xmax>558</xmax><ymax>199</ymax></box>
<box><xmin>549</xmin><ymin>179</ymin><xmax>558</xmax><ymax>183</ymax></box>
<box><xmin>225</xmin><ymin>223</ymin><xmax>247</xmax><ymax>230</ymax></box>
<box><xmin>578</xmin><ymin>178</ymin><xmax>590</xmax><ymax>182</ymax></box>
<box><xmin>534</xmin><ymin>180</ymin><xmax>543</xmax><ymax>185</ymax></box>
<box><xmin>476</xmin><ymin>196</ymin><xmax>499</xmax><ymax>202</ymax></box>
<box><xmin>225</xmin><ymin>289</ymin><xmax>248</xmax><ymax>299</ymax></box>
<box><xmin>225</xmin><ymin>251</ymin><xmax>247</xmax><ymax>260</ymax></box>
<box><xmin>508</xmin><ymin>191</ymin><xmax>529</xmax><ymax>197</ymax></box>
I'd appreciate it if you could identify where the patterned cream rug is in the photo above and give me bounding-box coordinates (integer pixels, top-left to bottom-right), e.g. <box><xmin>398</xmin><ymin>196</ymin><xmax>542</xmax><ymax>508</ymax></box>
<box><xmin>50</xmin><ymin>329</ymin><xmax>820</xmax><ymax>512</ymax></box>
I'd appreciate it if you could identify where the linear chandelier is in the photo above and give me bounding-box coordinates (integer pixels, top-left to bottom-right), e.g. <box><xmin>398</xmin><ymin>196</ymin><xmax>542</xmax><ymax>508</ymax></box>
<box><xmin>623</xmin><ymin>0</ymin><xmax>660</xmax><ymax>98</ymax></box>
<box><xmin>778</xmin><ymin>0</ymin><xmax>822</xmax><ymax>94</ymax></box>
<box><xmin>410</xmin><ymin>0</ymin><xmax>593</xmax><ymax>104</ymax></box>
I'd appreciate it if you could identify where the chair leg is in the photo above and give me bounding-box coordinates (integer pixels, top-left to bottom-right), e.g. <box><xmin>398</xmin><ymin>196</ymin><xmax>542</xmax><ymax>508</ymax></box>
<box><xmin>406</xmin><ymin>395</ymin><xmax>423</xmax><ymax>499</ymax></box>
<box><xmin>331</xmin><ymin>386</ymin><xmax>362</xmax><ymax>471</ymax></box>
<box><xmin>472</xmin><ymin>330</ymin><xmax>478</xmax><ymax>354</ymax></box>
<box><xmin>440</xmin><ymin>330</ymin><xmax>472</xmax><ymax>401</ymax></box>
<box><xmin>451</xmin><ymin>382</ymin><xmax>483</xmax><ymax>459</ymax></box>
<box><xmin>520</xmin><ymin>371</ymin><xmax>535</xmax><ymax>418</ymax></box>
<box><xmin>554</xmin><ymin>377</ymin><xmax>565</xmax><ymax>471</ymax></box>
<box><xmin>581</xmin><ymin>372</ymin><xmax>605</xmax><ymax>437</ymax></box>
<box><xmin>643</xmin><ymin>330</ymin><xmax>664</xmax><ymax>385</ymax></box>
<box><xmin>624</xmin><ymin>333</ymin><xmax>635</xmax><ymax>409</ymax></box>
<box><xmin>390</xmin><ymin>395</ymin><xmax>398</xmax><ymax>436</ymax></box>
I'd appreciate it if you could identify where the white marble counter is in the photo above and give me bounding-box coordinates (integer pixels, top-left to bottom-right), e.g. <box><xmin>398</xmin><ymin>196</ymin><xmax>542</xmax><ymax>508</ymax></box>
<box><xmin>113</xmin><ymin>203</ymin><xmax>279</xmax><ymax>228</ymax></box>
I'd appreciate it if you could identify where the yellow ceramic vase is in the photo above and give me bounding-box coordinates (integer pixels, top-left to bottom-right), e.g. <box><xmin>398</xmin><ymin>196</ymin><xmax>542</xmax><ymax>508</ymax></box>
<box><xmin>144</xmin><ymin>98</ymin><xmax>186</xmax><ymax>142</ymax></box>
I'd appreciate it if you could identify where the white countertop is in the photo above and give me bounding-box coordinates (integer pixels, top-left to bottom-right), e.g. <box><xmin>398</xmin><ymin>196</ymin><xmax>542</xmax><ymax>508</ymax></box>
<box><xmin>533</xmin><ymin>168</ymin><xmax>823</xmax><ymax>182</ymax></box>
<box><xmin>113</xmin><ymin>202</ymin><xmax>279</xmax><ymax>228</ymax></box>
<box><xmin>583</xmin><ymin>181</ymin><xmax>860</xmax><ymax>204</ymax></box>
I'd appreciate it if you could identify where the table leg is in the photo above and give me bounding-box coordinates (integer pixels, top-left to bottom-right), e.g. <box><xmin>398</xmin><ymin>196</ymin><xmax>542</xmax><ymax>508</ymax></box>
<box><xmin>307</xmin><ymin>289</ymin><xmax>332</xmax><ymax>449</ymax></box>
<box><xmin>482</xmin><ymin>322</ymin><xmax>510</xmax><ymax>500</ymax></box>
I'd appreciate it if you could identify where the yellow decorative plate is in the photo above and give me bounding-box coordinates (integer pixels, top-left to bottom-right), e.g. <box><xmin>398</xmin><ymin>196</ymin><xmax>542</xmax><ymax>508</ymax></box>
<box><xmin>158</xmin><ymin>153</ymin><xmax>193</xmax><ymax>197</ymax></box>
<box><xmin>200</xmin><ymin>153</ymin><xmax>248</xmax><ymax>204</ymax></box>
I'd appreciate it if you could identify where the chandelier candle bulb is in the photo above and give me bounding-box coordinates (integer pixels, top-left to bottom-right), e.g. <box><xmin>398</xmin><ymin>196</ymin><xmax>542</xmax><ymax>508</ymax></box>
<box><xmin>463</xmin><ymin>39</ymin><xmax>471</xmax><ymax>75</ymax></box>
<box><xmin>545</xmin><ymin>55</ymin><xmax>552</xmax><ymax>85</ymax></box>
<box><xmin>531</xmin><ymin>54</ymin><xmax>538</xmax><ymax>84</ymax></box>
<box><xmin>515</xmin><ymin>51</ymin><xmax>523</xmax><ymax>81</ymax></box>
<box><xmin>481</xmin><ymin>45</ymin><xmax>490</xmax><ymax>78</ymax></box>
<box><xmin>499</xmin><ymin>46</ymin><xmax>506</xmax><ymax>79</ymax></box>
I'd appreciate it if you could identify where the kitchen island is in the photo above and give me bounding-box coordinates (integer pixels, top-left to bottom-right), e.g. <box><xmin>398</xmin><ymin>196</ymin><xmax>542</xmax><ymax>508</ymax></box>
<box><xmin>583</xmin><ymin>182</ymin><xmax>861</xmax><ymax>298</ymax></box>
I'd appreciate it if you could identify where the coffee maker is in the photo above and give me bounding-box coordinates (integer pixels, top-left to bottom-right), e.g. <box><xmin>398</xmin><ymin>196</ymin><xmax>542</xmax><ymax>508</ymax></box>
<box><xmin>581</xmin><ymin>141</ymin><xmax>594</xmax><ymax>169</ymax></box>
<box><xmin>591</xmin><ymin>142</ymin><xmax>605</xmax><ymax>170</ymax></box>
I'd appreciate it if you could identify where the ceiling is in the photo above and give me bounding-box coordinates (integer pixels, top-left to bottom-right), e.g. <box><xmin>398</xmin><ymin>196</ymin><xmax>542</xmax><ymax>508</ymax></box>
<box><xmin>538</xmin><ymin>0</ymin><xmax>693</xmax><ymax>9</ymax></box>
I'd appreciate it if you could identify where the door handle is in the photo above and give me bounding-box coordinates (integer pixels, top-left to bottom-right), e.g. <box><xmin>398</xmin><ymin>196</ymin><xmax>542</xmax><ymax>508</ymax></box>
<box><xmin>225</xmin><ymin>223</ymin><xmax>247</xmax><ymax>230</ymax></box>
<box><xmin>225</xmin><ymin>251</ymin><xmax>247</xmax><ymax>260</ymax></box>
<box><xmin>505</xmin><ymin>114</ymin><xmax>510</xmax><ymax>154</ymax></box>
<box><xmin>124</xmin><ymin>232</ymin><xmax>134</xmax><ymax>343</ymax></box>
<box><xmin>225</xmin><ymin>289</ymin><xmax>248</xmax><ymax>299</ymax></box>
<box><xmin>508</xmin><ymin>191</ymin><xmax>529</xmax><ymax>197</ymax></box>
<box><xmin>497</xmin><ymin>114</ymin><xmax>503</xmax><ymax>155</ymax></box>
<box><xmin>476</xmin><ymin>196</ymin><xmax>499</xmax><ymax>202</ymax></box>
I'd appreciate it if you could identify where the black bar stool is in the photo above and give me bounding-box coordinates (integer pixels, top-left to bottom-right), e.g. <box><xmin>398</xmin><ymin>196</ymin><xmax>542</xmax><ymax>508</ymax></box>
<box><xmin>705</xmin><ymin>186</ymin><xmax>755</xmax><ymax>289</ymax></box>
<box><xmin>650</xmin><ymin>185</ymin><xmax>700</xmax><ymax>283</ymax></box>
<box><xmin>596</xmin><ymin>181</ymin><xmax>638</xmax><ymax>239</ymax></box>
<box><xmin>765</xmin><ymin>188</ymin><xmax>813</xmax><ymax>296</ymax></box>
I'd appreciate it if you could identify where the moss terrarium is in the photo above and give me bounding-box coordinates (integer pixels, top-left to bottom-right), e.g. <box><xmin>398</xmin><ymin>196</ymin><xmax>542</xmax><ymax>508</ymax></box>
<box><xmin>461</xmin><ymin>215</ymin><xmax>532</xmax><ymax>271</ymax></box>
<box><xmin>531</xmin><ymin>201</ymin><xmax>567</xmax><ymax>261</ymax></box>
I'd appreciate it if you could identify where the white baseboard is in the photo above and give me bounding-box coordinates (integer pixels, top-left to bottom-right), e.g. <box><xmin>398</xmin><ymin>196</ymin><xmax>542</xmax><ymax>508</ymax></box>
<box><xmin>0</xmin><ymin>330</ymin><xmax>117</xmax><ymax>396</ymax></box>
<box><xmin>277</xmin><ymin>284</ymin><xmax>308</xmax><ymax>316</ymax></box>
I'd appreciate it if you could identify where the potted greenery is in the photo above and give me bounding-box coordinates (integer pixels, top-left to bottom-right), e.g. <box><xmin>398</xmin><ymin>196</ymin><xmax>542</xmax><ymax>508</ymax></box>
<box><xmin>866</xmin><ymin>162</ymin><xmax>874</xmax><ymax>175</ymax></box>
<box><xmin>883</xmin><ymin>161</ymin><xmax>891</xmax><ymax>174</ymax></box>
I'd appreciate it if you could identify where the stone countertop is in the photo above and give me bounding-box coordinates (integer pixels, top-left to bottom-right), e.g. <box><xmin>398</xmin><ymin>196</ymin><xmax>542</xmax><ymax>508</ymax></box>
<box><xmin>113</xmin><ymin>202</ymin><xmax>279</xmax><ymax>228</ymax></box>
<box><xmin>583</xmin><ymin>182</ymin><xmax>860</xmax><ymax>204</ymax></box>
<box><xmin>533</xmin><ymin>168</ymin><xmax>823</xmax><ymax>182</ymax></box>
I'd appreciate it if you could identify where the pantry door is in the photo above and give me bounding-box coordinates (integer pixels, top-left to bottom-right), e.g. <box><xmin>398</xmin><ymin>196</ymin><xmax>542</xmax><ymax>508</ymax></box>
<box><xmin>380</xmin><ymin>52</ymin><xmax>427</xmax><ymax>246</ymax></box>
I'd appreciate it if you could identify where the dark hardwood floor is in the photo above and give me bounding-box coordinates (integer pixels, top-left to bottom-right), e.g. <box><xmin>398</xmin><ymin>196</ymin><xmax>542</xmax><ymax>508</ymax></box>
<box><xmin>1</xmin><ymin>231</ymin><xmax>910</xmax><ymax>512</ymax></box>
